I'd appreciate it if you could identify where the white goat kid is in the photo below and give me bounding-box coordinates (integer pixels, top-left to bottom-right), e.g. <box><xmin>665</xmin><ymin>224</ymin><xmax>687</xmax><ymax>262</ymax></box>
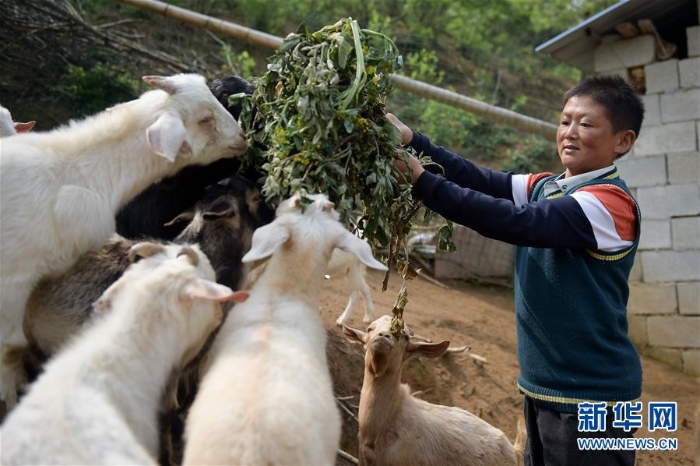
<box><xmin>328</xmin><ymin>249</ymin><xmax>377</xmax><ymax>327</ymax></box>
<box><xmin>0</xmin><ymin>242</ymin><xmax>248</xmax><ymax>465</ymax></box>
<box><xmin>344</xmin><ymin>315</ymin><xmax>526</xmax><ymax>466</ymax></box>
<box><xmin>183</xmin><ymin>193</ymin><xmax>388</xmax><ymax>466</ymax></box>
<box><xmin>0</xmin><ymin>73</ymin><xmax>247</xmax><ymax>406</ymax></box>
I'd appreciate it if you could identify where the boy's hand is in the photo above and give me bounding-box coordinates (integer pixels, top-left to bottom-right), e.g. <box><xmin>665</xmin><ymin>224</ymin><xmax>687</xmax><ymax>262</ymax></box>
<box><xmin>386</xmin><ymin>113</ymin><xmax>413</xmax><ymax>146</ymax></box>
<box><xmin>393</xmin><ymin>150</ymin><xmax>424</xmax><ymax>185</ymax></box>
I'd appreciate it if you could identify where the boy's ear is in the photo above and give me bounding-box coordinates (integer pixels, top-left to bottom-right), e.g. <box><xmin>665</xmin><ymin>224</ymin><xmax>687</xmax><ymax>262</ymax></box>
<box><xmin>615</xmin><ymin>129</ymin><xmax>636</xmax><ymax>155</ymax></box>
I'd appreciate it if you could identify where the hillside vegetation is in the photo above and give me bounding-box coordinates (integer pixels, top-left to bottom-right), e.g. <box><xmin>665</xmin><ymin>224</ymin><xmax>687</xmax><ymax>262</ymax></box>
<box><xmin>0</xmin><ymin>0</ymin><xmax>616</xmax><ymax>171</ymax></box>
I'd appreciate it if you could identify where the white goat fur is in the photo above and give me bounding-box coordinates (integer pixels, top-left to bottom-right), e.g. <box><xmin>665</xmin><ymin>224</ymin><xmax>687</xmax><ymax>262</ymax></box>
<box><xmin>246</xmin><ymin>248</ymin><xmax>375</xmax><ymax>327</ymax></box>
<box><xmin>184</xmin><ymin>193</ymin><xmax>388</xmax><ymax>466</ymax></box>
<box><xmin>344</xmin><ymin>315</ymin><xmax>525</xmax><ymax>466</ymax></box>
<box><xmin>0</xmin><ymin>74</ymin><xmax>247</xmax><ymax>406</ymax></box>
<box><xmin>0</xmin><ymin>242</ymin><xmax>248</xmax><ymax>465</ymax></box>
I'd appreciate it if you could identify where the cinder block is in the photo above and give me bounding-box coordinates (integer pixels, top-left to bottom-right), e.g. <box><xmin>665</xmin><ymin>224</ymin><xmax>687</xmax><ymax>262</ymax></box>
<box><xmin>616</xmin><ymin>155</ymin><xmax>666</xmax><ymax>187</ymax></box>
<box><xmin>641</xmin><ymin>94</ymin><xmax>661</xmax><ymax>127</ymax></box>
<box><xmin>595</xmin><ymin>35</ymin><xmax>656</xmax><ymax>72</ymax></box>
<box><xmin>645</xmin><ymin>347</ymin><xmax>683</xmax><ymax>371</ymax></box>
<box><xmin>637</xmin><ymin>184</ymin><xmax>700</xmax><ymax>219</ymax></box>
<box><xmin>645</xmin><ymin>59</ymin><xmax>680</xmax><ymax>94</ymax></box>
<box><xmin>679</xmin><ymin>57</ymin><xmax>700</xmax><ymax>88</ymax></box>
<box><xmin>667</xmin><ymin>151</ymin><xmax>700</xmax><ymax>184</ymax></box>
<box><xmin>638</xmin><ymin>219</ymin><xmax>672</xmax><ymax>250</ymax></box>
<box><xmin>647</xmin><ymin>315</ymin><xmax>700</xmax><ymax>348</ymax></box>
<box><xmin>642</xmin><ymin>250</ymin><xmax>700</xmax><ymax>282</ymax></box>
<box><xmin>682</xmin><ymin>350</ymin><xmax>700</xmax><ymax>376</ymax></box>
<box><xmin>687</xmin><ymin>26</ymin><xmax>700</xmax><ymax>57</ymax></box>
<box><xmin>634</xmin><ymin>122</ymin><xmax>697</xmax><ymax>156</ymax></box>
<box><xmin>677</xmin><ymin>281</ymin><xmax>700</xmax><ymax>315</ymax></box>
<box><xmin>661</xmin><ymin>89</ymin><xmax>700</xmax><ymax>123</ymax></box>
<box><xmin>672</xmin><ymin>217</ymin><xmax>700</xmax><ymax>250</ymax></box>
<box><xmin>628</xmin><ymin>315</ymin><xmax>648</xmax><ymax>347</ymax></box>
<box><xmin>628</xmin><ymin>282</ymin><xmax>677</xmax><ymax>314</ymax></box>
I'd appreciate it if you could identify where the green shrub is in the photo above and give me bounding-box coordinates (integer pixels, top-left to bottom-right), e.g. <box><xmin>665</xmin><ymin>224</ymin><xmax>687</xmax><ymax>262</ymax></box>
<box><xmin>52</xmin><ymin>64</ymin><xmax>140</xmax><ymax>117</ymax></box>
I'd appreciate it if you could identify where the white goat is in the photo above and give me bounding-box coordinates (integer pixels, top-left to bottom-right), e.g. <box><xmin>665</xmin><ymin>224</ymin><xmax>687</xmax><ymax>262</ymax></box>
<box><xmin>246</xmin><ymin>246</ymin><xmax>376</xmax><ymax>327</ymax></box>
<box><xmin>0</xmin><ymin>242</ymin><xmax>248</xmax><ymax>465</ymax></box>
<box><xmin>0</xmin><ymin>73</ymin><xmax>247</xmax><ymax>406</ymax></box>
<box><xmin>183</xmin><ymin>193</ymin><xmax>388</xmax><ymax>466</ymax></box>
<box><xmin>327</xmin><ymin>249</ymin><xmax>377</xmax><ymax>327</ymax></box>
<box><xmin>344</xmin><ymin>315</ymin><xmax>526</xmax><ymax>466</ymax></box>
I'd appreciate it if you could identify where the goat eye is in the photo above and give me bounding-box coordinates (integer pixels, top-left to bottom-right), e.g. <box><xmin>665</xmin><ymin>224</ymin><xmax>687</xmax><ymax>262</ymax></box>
<box><xmin>199</xmin><ymin>115</ymin><xmax>214</xmax><ymax>125</ymax></box>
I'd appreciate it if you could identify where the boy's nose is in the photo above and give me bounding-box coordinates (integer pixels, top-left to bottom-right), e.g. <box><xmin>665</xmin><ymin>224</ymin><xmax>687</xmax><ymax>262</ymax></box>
<box><xmin>565</xmin><ymin>124</ymin><xmax>579</xmax><ymax>139</ymax></box>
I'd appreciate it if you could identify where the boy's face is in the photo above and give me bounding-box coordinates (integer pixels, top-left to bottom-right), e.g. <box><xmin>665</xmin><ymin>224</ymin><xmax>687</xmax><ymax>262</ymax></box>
<box><xmin>557</xmin><ymin>95</ymin><xmax>635</xmax><ymax>177</ymax></box>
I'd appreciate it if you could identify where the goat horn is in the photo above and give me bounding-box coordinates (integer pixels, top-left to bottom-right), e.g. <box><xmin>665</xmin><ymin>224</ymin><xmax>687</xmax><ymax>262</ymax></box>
<box><xmin>410</xmin><ymin>334</ymin><xmax>432</xmax><ymax>343</ymax></box>
<box><xmin>128</xmin><ymin>242</ymin><xmax>166</xmax><ymax>262</ymax></box>
<box><xmin>142</xmin><ymin>75</ymin><xmax>177</xmax><ymax>95</ymax></box>
<box><xmin>444</xmin><ymin>345</ymin><xmax>470</xmax><ymax>354</ymax></box>
<box><xmin>178</xmin><ymin>246</ymin><xmax>199</xmax><ymax>266</ymax></box>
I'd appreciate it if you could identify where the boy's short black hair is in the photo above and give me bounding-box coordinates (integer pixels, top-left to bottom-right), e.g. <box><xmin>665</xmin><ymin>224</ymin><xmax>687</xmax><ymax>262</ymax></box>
<box><xmin>563</xmin><ymin>75</ymin><xmax>645</xmax><ymax>138</ymax></box>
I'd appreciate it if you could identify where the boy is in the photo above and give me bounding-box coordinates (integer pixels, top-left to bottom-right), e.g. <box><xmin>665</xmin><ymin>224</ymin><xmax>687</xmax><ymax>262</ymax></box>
<box><xmin>387</xmin><ymin>75</ymin><xmax>644</xmax><ymax>466</ymax></box>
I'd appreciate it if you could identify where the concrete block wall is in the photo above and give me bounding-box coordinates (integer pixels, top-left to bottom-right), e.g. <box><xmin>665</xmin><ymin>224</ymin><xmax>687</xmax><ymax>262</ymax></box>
<box><xmin>606</xmin><ymin>26</ymin><xmax>700</xmax><ymax>377</ymax></box>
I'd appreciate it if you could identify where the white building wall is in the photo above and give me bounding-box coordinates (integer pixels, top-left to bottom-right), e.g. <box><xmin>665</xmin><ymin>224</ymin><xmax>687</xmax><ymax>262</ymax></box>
<box><xmin>605</xmin><ymin>26</ymin><xmax>700</xmax><ymax>377</ymax></box>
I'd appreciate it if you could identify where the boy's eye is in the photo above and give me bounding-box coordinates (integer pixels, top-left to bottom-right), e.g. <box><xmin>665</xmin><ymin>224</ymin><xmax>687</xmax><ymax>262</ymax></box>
<box><xmin>560</xmin><ymin>121</ymin><xmax>569</xmax><ymax>126</ymax></box>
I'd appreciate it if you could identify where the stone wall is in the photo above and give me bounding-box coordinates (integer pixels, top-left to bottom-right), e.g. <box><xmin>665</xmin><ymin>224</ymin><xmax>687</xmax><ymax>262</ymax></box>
<box><xmin>602</xmin><ymin>25</ymin><xmax>700</xmax><ymax>376</ymax></box>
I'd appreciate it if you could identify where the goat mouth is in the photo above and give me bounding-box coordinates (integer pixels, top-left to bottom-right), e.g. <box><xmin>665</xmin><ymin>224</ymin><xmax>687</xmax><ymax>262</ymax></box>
<box><xmin>229</xmin><ymin>141</ymin><xmax>248</xmax><ymax>152</ymax></box>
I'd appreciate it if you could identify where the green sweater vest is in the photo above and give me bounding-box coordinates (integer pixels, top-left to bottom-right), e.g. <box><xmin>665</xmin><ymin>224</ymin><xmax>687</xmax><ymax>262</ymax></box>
<box><xmin>515</xmin><ymin>174</ymin><xmax>642</xmax><ymax>413</ymax></box>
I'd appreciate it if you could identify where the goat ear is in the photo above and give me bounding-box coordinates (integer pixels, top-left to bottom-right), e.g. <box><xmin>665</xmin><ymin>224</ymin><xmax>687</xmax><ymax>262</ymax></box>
<box><xmin>142</xmin><ymin>75</ymin><xmax>178</xmax><ymax>95</ymax></box>
<box><xmin>405</xmin><ymin>340</ymin><xmax>450</xmax><ymax>360</ymax></box>
<box><xmin>14</xmin><ymin>121</ymin><xmax>35</xmax><ymax>133</ymax></box>
<box><xmin>147</xmin><ymin>111</ymin><xmax>191</xmax><ymax>163</ymax></box>
<box><xmin>343</xmin><ymin>325</ymin><xmax>367</xmax><ymax>345</ymax></box>
<box><xmin>241</xmin><ymin>222</ymin><xmax>290</xmax><ymax>263</ymax></box>
<box><xmin>181</xmin><ymin>279</ymin><xmax>250</xmax><ymax>303</ymax></box>
<box><xmin>128</xmin><ymin>242</ymin><xmax>166</xmax><ymax>262</ymax></box>
<box><xmin>336</xmin><ymin>231</ymin><xmax>388</xmax><ymax>271</ymax></box>
<box><xmin>202</xmin><ymin>199</ymin><xmax>237</xmax><ymax>220</ymax></box>
<box><xmin>164</xmin><ymin>210</ymin><xmax>195</xmax><ymax>227</ymax></box>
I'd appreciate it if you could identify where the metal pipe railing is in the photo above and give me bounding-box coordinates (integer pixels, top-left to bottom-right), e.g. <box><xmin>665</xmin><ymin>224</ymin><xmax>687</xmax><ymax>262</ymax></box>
<box><xmin>121</xmin><ymin>0</ymin><xmax>558</xmax><ymax>139</ymax></box>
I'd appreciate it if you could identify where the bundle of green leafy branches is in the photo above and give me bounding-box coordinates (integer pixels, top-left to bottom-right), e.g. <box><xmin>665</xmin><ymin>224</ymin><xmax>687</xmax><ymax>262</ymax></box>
<box><xmin>236</xmin><ymin>18</ymin><xmax>451</xmax><ymax>334</ymax></box>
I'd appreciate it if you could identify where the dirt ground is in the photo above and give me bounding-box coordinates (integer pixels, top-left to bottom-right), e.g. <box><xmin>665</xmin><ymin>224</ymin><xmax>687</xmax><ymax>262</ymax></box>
<box><xmin>321</xmin><ymin>269</ymin><xmax>700</xmax><ymax>466</ymax></box>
